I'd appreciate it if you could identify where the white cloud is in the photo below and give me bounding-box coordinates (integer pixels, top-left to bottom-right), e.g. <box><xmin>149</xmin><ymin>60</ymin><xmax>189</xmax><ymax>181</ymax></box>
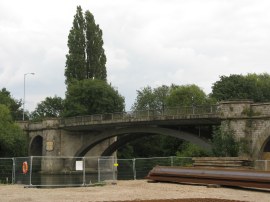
<box><xmin>1</xmin><ymin>0</ymin><xmax>270</xmax><ymax>112</ymax></box>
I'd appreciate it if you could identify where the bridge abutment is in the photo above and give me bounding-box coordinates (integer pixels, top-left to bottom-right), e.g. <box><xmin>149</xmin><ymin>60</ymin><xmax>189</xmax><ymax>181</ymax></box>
<box><xmin>219</xmin><ymin>100</ymin><xmax>270</xmax><ymax>159</ymax></box>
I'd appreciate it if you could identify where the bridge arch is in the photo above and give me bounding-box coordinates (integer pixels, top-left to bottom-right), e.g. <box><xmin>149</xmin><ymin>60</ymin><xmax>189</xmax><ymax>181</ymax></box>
<box><xmin>29</xmin><ymin>135</ymin><xmax>43</xmax><ymax>156</ymax></box>
<box><xmin>253</xmin><ymin>126</ymin><xmax>270</xmax><ymax>160</ymax></box>
<box><xmin>101</xmin><ymin>133</ymin><xmax>153</xmax><ymax>156</ymax></box>
<box><xmin>75</xmin><ymin>126</ymin><xmax>211</xmax><ymax>157</ymax></box>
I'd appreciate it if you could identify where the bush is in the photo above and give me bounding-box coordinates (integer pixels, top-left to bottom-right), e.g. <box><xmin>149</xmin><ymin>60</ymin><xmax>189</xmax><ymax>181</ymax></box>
<box><xmin>212</xmin><ymin>125</ymin><xmax>239</xmax><ymax>157</ymax></box>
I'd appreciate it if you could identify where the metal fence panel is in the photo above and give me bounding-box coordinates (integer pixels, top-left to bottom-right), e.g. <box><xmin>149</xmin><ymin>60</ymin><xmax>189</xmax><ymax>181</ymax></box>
<box><xmin>117</xmin><ymin>159</ymin><xmax>135</xmax><ymax>180</ymax></box>
<box><xmin>0</xmin><ymin>158</ymin><xmax>14</xmax><ymax>184</ymax></box>
<box><xmin>135</xmin><ymin>157</ymin><xmax>173</xmax><ymax>179</ymax></box>
<box><xmin>171</xmin><ymin>157</ymin><xmax>194</xmax><ymax>167</ymax></box>
<box><xmin>14</xmin><ymin>157</ymin><xmax>31</xmax><ymax>185</ymax></box>
<box><xmin>98</xmin><ymin>156</ymin><xmax>116</xmax><ymax>183</ymax></box>
<box><xmin>84</xmin><ymin>157</ymin><xmax>100</xmax><ymax>185</ymax></box>
<box><xmin>29</xmin><ymin>156</ymin><xmax>85</xmax><ymax>187</ymax></box>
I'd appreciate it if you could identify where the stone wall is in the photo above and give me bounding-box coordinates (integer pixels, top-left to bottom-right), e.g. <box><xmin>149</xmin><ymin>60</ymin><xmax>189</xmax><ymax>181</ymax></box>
<box><xmin>219</xmin><ymin>100</ymin><xmax>270</xmax><ymax>159</ymax></box>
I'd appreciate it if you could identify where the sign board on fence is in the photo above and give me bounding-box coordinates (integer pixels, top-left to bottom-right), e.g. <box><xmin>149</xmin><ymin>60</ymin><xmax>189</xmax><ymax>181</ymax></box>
<box><xmin>76</xmin><ymin>161</ymin><xmax>83</xmax><ymax>171</ymax></box>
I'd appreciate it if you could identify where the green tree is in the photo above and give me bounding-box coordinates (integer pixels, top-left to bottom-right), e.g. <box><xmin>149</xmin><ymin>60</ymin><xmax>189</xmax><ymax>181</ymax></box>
<box><xmin>211</xmin><ymin>125</ymin><xmax>239</xmax><ymax>157</ymax></box>
<box><xmin>64</xmin><ymin>79</ymin><xmax>125</xmax><ymax>117</ymax></box>
<box><xmin>65</xmin><ymin>5</ymin><xmax>86</xmax><ymax>84</ymax></box>
<box><xmin>166</xmin><ymin>84</ymin><xmax>209</xmax><ymax>107</ymax></box>
<box><xmin>132</xmin><ymin>85</ymin><xmax>170</xmax><ymax>111</ymax></box>
<box><xmin>0</xmin><ymin>104</ymin><xmax>27</xmax><ymax>157</ymax></box>
<box><xmin>65</xmin><ymin>6</ymin><xmax>107</xmax><ymax>85</ymax></box>
<box><xmin>85</xmin><ymin>10</ymin><xmax>107</xmax><ymax>81</ymax></box>
<box><xmin>211</xmin><ymin>73</ymin><xmax>270</xmax><ymax>102</ymax></box>
<box><xmin>31</xmin><ymin>96</ymin><xmax>64</xmax><ymax>121</ymax></box>
<box><xmin>0</xmin><ymin>88</ymin><xmax>23</xmax><ymax>120</ymax></box>
<box><xmin>176</xmin><ymin>142</ymin><xmax>209</xmax><ymax>157</ymax></box>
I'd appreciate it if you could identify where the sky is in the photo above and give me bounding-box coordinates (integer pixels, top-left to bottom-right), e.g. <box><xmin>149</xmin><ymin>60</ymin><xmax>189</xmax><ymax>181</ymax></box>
<box><xmin>1</xmin><ymin>0</ymin><xmax>270</xmax><ymax>112</ymax></box>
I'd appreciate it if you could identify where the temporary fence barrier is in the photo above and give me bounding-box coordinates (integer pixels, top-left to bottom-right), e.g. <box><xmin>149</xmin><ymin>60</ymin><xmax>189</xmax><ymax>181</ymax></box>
<box><xmin>0</xmin><ymin>156</ymin><xmax>193</xmax><ymax>187</ymax></box>
<box><xmin>0</xmin><ymin>158</ymin><xmax>14</xmax><ymax>184</ymax></box>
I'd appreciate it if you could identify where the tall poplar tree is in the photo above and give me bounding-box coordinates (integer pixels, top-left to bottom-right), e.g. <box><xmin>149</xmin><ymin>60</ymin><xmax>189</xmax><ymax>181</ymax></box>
<box><xmin>65</xmin><ymin>6</ymin><xmax>107</xmax><ymax>85</ymax></box>
<box><xmin>85</xmin><ymin>11</ymin><xmax>107</xmax><ymax>80</ymax></box>
<box><xmin>65</xmin><ymin>6</ymin><xmax>86</xmax><ymax>84</ymax></box>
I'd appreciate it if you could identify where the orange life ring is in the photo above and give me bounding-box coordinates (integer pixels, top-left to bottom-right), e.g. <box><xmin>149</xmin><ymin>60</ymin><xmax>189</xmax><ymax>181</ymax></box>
<box><xmin>22</xmin><ymin>161</ymin><xmax>28</xmax><ymax>174</ymax></box>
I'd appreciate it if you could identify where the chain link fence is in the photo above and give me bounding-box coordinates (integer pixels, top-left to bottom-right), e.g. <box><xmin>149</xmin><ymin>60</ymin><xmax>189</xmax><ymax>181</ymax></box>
<box><xmin>0</xmin><ymin>156</ymin><xmax>192</xmax><ymax>187</ymax></box>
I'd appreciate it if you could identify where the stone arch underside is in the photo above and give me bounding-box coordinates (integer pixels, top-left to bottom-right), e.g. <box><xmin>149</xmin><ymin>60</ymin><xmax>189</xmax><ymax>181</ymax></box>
<box><xmin>253</xmin><ymin>125</ymin><xmax>270</xmax><ymax>159</ymax></box>
<box><xmin>101</xmin><ymin>133</ymin><xmax>156</xmax><ymax>156</ymax></box>
<box><xmin>29</xmin><ymin>135</ymin><xmax>43</xmax><ymax>156</ymax></box>
<box><xmin>75</xmin><ymin>126</ymin><xmax>212</xmax><ymax>157</ymax></box>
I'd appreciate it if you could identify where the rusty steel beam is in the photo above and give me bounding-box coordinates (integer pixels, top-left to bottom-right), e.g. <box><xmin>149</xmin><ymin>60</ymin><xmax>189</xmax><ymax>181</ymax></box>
<box><xmin>146</xmin><ymin>166</ymin><xmax>270</xmax><ymax>189</ymax></box>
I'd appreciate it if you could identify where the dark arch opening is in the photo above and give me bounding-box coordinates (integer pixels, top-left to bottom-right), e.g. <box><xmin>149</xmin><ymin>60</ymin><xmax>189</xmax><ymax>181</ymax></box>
<box><xmin>263</xmin><ymin>138</ymin><xmax>270</xmax><ymax>152</ymax></box>
<box><xmin>101</xmin><ymin>133</ymin><xmax>153</xmax><ymax>156</ymax></box>
<box><xmin>29</xmin><ymin>135</ymin><xmax>43</xmax><ymax>156</ymax></box>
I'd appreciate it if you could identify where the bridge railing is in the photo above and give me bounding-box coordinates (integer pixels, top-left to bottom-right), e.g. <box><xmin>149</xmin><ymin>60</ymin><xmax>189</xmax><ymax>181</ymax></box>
<box><xmin>60</xmin><ymin>105</ymin><xmax>219</xmax><ymax>126</ymax></box>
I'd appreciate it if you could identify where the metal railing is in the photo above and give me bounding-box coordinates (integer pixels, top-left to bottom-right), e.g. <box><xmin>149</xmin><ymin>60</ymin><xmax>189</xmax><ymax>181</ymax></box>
<box><xmin>60</xmin><ymin>105</ymin><xmax>219</xmax><ymax>126</ymax></box>
<box><xmin>0</xmin><ymin>156</ymin><xmax>193</xmax><ymax>187</ymax></box>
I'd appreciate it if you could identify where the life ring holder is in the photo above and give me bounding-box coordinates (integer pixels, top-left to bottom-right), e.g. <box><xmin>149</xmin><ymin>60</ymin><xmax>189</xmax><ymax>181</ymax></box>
<box><xmin>22</xmin><ymin>161</ymin><xmax>28</xmax><ymax>174</ymax></box>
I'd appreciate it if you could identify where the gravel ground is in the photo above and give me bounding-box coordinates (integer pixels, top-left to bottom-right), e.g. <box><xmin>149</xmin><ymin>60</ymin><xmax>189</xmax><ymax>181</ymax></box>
<box><xmin>0</xmin><ymin>180</ymin><xmax>269</xmax><ymax>202</ymax></box>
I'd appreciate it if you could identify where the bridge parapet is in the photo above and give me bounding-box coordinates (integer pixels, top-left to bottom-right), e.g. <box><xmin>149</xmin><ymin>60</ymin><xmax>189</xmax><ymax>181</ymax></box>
<box><xmin>218</xmin><ymin>100</ymin><xmax>253</xmax><ymax>118</ymax></box>
<box><xmin>219</xmin><ymin>100</ymin><xmax>270</xmax><ymax>119</ymax></box>
<box><xmin>251</xmin><ymin>103</ymin><xmax>270</xmax><ymax>116</ymax></box>
<box><xmin>22</xmin><ymin>118</ymin><xmax>60</xmax><ymax>131</ymax></box>
<box><xmin>59</xmin><ymin>105</ymin><xmax>219</xmax><ymax>128</ymax></box>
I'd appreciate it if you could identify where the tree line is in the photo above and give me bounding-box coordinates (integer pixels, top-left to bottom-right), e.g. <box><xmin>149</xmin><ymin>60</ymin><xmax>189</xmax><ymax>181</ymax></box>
<box><xmin>1</xmin><ymin>6</ymin><xmax>270</xmax><ymax>157</ymax></box>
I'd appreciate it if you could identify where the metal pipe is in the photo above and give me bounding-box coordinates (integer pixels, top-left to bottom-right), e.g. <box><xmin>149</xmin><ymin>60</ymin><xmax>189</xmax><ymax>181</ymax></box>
<box><xmin>146</xmin><ymin>166</ymin><xmax>270</xmax><ymax>189</ymax></box>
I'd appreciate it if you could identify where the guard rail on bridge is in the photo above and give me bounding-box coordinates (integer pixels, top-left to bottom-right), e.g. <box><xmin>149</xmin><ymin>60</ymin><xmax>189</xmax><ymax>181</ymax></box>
<box><xmin>60</xmin><ymin>105</ymin><xmax>219</xmax><ymax>127</ymax></box>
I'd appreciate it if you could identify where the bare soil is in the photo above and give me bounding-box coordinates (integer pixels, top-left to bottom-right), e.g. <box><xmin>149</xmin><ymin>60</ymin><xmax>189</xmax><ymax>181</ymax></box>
<box><xmin>0</xmin><ymin>180</ymin><xmax>269</xmax><ymax>202</ymax></box>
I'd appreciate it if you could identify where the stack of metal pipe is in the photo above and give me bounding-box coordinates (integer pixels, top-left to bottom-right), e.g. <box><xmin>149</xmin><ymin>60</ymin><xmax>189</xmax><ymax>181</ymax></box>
<box><xmin>146</xmin><ymin>166</ymin><xmax>270</xmax><ymax>189</ymax></box>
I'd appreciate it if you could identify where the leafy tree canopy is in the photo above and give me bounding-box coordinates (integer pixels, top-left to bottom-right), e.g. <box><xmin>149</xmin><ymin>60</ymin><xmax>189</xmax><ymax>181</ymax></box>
<box><xmin>211</xmin><ymin>125</ymin><xmax>239</xmax><ymax>157</ymax></box>
<box><xmin>64</xmin><ymin>79</ymin><xmax>125</xmax><ymax>117</ymax></box>
<box><xmin>211</xmin><ymin>73</ymin><xmax>270</xmax><ymax>102</ymax></box>
<box><xmin>0</xmin><ymin>88</ymin><xmax>23</xmax><ymax>120</ymax></box>
<box><xmin>176</xmin><ymin>142</ymin><xmax>210</xmax><ymax>157</ymax></box>
<box><xmin>0</xmin><ymin>104</ymin><xmax>27</xmax><ymax>157</ymax></box>
<box><xmin>166</xmin><ymin>84</ymin><xmax>210</xmax><ymax>107</ymax></box>
<box><xmin>132</xmin><ymin>85</ymin><xmax>170</xmax><ymax>111</ymax></box>
<box><xmin>65</xmin><ymin>5</ymin><xmax>107</xmax><ymax>85</ymax></box>
<box><xmin>31</xmin><ymin>96</ymin><xmax>64</xmax><ymax>121</ymax></box>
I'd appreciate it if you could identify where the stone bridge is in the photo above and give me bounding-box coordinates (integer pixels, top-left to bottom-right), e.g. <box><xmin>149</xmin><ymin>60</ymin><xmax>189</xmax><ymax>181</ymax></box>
<box><xmin>18</xmin><ymin>100</ymin><xmax>270</xmax><ymax>161</ymax></box>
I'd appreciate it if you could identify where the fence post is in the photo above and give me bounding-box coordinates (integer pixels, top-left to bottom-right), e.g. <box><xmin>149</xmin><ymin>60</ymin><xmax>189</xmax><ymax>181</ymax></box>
<box><xmin>170</xmin><ymin>156</ymin><xmax>174</xmax><ymax>167</ymax></box>
<box><xmin>133</xmin><ymin>158</ymin><xmax>136</xmax><ymax>180</ymax></box>
<box><xmin>98</xmin><ymin>157</ymin><xmax>100</xmax><ymax>183</ymax></box>
<box><xmin>12</xmin><ymin>158</ymin><xmax>15</xmax><ymax>184</ymax></box>
<box><xmin>83</xmin><ymin>157</ymin><xmax>86</xmax><ymax>186</ymax></box>
<box><xmin>30</xmin><ymin>156</ymin><xmax>33</xmax><ymax>186</ymax></box>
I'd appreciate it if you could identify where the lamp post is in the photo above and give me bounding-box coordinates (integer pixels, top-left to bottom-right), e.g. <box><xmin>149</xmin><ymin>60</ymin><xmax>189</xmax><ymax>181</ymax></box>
<box><xmin>23</xmin><ymin>72</ymin><xmax>35</xmax><ymax>121</ymax></box>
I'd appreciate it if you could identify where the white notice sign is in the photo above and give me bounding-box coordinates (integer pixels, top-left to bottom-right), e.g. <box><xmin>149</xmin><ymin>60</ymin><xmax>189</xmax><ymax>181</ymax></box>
<box><xmin>76</xmin><ymin>161</ymin><xmax>83</xmax><ymax>171</ymax></box>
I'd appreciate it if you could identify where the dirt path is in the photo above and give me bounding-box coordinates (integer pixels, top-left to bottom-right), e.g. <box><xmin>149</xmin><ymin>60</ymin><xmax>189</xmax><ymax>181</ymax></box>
<box><xmin>0</xmin><ymin>180</ymin><xmax>269</xmax><ymax>202</ymax></box>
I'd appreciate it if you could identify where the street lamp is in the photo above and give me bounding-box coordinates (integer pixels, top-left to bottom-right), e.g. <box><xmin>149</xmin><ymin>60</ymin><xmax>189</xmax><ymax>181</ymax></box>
<box><xmin>23</xmin><ymin>72</ymin><xmax>35</xmax><ymax>121</ymax></box>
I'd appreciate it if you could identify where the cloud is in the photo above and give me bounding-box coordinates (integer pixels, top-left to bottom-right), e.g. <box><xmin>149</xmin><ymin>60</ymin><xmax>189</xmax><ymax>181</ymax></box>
<box><xmin>1</xmin><ymin>0</ymin><xmax>270</xmax><ymax>112</ymax></box>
